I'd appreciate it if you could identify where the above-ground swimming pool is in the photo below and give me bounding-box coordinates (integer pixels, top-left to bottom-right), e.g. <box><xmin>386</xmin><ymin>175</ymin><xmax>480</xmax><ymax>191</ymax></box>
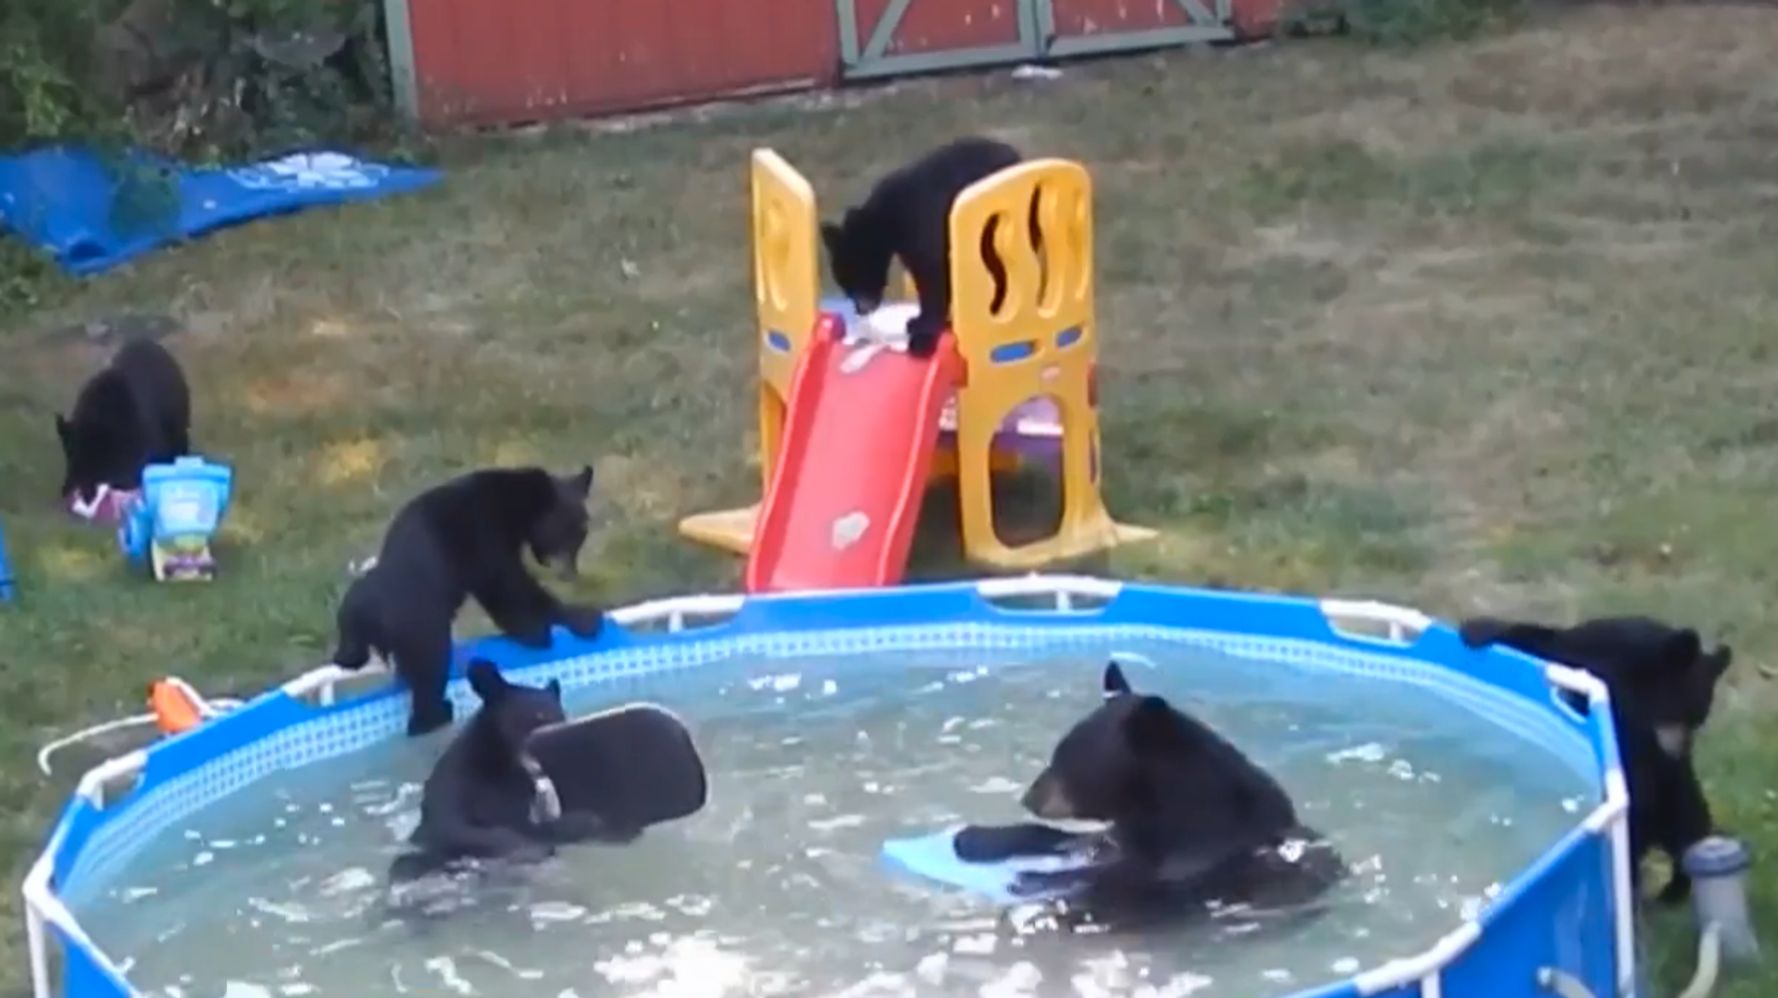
<box><xmin>25</xmin><ymin>576</ymin><xmax>1633</xmax><ymax>998</ymax></box>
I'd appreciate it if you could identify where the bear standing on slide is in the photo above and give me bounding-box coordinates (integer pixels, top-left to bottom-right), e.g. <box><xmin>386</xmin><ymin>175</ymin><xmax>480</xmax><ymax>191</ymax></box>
<box><xmin>333</xmin><ymin>466</ymin><xmax>604</xmax><ymax>736</ymax></box>
<box><xmin>56</xmin><ymin>338</ymin><xmax>191</xmax><ymax>503</ymax></box>
<box><xmin>821</xmin><ymin>136</ymin><xmax>1024</xmax><ymax>358</ymax></box>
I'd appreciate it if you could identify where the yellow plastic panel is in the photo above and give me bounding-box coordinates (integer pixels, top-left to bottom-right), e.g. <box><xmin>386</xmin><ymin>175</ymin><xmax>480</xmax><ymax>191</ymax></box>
<box><xmin>751</xmin><ymin>149</ymin><xmax>819</xmax><ymax>486</ymax></box>
<box><xmin>946</xmin><ymin>158</ymin><xmax>1153</xmax><ymax>568</ymax></box>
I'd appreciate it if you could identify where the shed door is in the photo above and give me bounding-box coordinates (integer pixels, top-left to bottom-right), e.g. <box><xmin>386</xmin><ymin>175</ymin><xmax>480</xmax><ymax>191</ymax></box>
<box><xmin>1038</xmin><ymin>0</ymin><xmax>1235</xmax><ymax>57</ymax></box>
<box><xmin>837</xmin><ymin>0</ymin><xmax>1042</xmax><ymax>79</ymax></box>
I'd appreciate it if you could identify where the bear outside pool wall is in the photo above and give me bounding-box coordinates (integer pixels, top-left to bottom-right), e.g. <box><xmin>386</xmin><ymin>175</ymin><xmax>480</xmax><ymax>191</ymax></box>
<box><xmin>23</xmin><ymin>575</ymin><xmax>1635</xmax><ymax>998</ymax></box>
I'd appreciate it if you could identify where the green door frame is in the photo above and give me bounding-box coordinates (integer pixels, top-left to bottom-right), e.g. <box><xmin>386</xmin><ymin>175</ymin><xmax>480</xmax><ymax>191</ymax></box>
<box><xmin>835</xmin><ymin>0</ymin><xmax>1234</xmax><ymax>82</ymax></box>
<box><xmin>836</xmin><ymin>0</ymin><xmax>1044</xmax><ymax>80</ymax></box>
<box><xmin>1035</xmin><ymin>0</ymin><xmax>1234</xmax><ymax>57</ymax></box>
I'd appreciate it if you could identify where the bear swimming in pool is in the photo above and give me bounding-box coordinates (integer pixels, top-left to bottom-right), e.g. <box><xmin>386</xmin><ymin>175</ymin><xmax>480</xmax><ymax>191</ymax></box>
<box><xmin>956</xmin><ymin>660</ymin><xmax>1346</xmax><ymax>930</ymax></box>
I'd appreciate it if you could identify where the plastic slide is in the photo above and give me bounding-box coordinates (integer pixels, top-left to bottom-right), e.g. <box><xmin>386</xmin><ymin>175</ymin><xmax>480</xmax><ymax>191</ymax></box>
<box><xmin>744</xmin><ymin>315</ymin><xmax>963</xmax><ymax>593</ymax></box>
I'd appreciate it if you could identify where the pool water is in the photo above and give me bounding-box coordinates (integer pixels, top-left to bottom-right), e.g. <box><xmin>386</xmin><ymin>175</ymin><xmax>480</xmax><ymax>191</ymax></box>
<box><xmin>76</xmin><ymin>643</ymin><xmax>1596</xmax><ymax>998</ymax></box>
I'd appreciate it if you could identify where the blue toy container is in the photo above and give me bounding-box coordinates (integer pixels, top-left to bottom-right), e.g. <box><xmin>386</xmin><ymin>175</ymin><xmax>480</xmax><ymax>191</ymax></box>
<box><xmin>118</xmin><ymin>456</ymin><xmax>233</xmax><ymax>581</ymax></box>
<box><xmin>0</xmin><ymin>518</ymin><xmax>14</xmax><ymax>601</ymax></box>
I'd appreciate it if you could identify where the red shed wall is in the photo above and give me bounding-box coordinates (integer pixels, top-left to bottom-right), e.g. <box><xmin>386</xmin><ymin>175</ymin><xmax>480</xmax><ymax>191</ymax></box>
<box><xmin>1048</xmin><ymin>0</ymin><xmax>1196</xmax><ymax>38</ymax></box>
<box><xmin>407</xmin><ymin>0</ymin><xmax>840</xmax><ymax>127</ymax></box>
<box><xmin>851</xmin><ymin>0</ymin><xmax>1027</xmax><ymax>58</ymax></box>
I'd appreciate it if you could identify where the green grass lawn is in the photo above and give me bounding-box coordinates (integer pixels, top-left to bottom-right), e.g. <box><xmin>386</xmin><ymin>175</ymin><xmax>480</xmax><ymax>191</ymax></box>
<box><xmin>3</xmin><ymin>4</ymin><xmax>1776</xmax><ymax>994</ymax></box>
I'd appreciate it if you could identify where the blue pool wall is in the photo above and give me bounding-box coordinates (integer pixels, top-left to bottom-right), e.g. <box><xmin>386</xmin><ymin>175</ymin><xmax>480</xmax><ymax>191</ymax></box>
<box><xmin>26</xmin><ymin>577</ymin><xmax>1632</xmax><ymax>998</ymax></box>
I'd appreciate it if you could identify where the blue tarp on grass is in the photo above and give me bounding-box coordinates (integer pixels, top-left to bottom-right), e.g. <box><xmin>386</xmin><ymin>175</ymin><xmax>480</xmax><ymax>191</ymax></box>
<box><xmin>0</xmin><ymin>147</ymin><xmax>441</xmax><ymax>276</ymax></box>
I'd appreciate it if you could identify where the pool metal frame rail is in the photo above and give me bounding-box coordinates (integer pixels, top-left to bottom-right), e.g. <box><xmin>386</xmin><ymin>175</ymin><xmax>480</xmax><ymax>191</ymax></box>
<box><xmin>23</xmin><ymin>575</ymin><xmax>1635</xmax><ymax>998</ymax></box>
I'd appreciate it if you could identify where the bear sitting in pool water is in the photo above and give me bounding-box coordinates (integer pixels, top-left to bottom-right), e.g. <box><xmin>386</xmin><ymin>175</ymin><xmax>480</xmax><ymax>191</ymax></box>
<box><xmin>388</xmin><ymin>660</ymin><xmax>635</xmax><ymax>884</ymax></box>
<box><xmin>955</xmin><ymin>661</ymin><xmax>1346</xmax><ymax>930</ymax></box>
<box><xmin>333</xmin><ymin>465</ymin><xmax>605</xmax><ymax>737</ymax></box>
<box><xmin>1458</xmin><ymin>614</ymin><xmax>1731</xmax><ymax>904</ymax></box>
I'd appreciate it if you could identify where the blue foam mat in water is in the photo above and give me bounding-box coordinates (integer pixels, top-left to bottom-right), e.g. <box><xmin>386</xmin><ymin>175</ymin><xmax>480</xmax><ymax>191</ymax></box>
<box><xmin>0</xmin><ymin>147</ymin><xmax>441</xmax><ymax>275</ymax></box>
<box><xmin>880</xmin><ymin>827</ymin><xmax>1092</xmax><ymax>905</ymax></box>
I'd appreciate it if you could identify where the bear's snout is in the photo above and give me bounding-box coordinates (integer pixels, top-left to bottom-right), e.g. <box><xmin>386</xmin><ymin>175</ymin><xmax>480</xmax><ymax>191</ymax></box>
<box><xmin>1654</xmin><ymin>723</ymin><xmax>1692</xmax><ymax>758</ymax></box>
<box><xmin>1021</xmin><ymin>769</ymin><xmax>1076</xmax><ymax>820</ymax></box>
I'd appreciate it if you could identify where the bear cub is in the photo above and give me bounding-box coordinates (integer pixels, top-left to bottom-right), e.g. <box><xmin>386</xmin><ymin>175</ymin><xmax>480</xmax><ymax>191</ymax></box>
<box><xmin>822</xmin><ymin>135</ymin><xmax>1023</xmax><ymax>358</ymax></box>
<box><xmin>1459</xmin><ymin>615</ymin><xmax>1731</xmax><ymax>904</ymax></box>
<box><xmin>335</xmin><ymin>466</ymin><xmax>604</xmax><ymax>737</ymax></box>
<box><xmin>388</xmin><ymin>660</ymin><xmax>631</xmax><ymax>883</ymax></box>
<box><xmin>957</xmin><ymin>661</ymin><xmax>1345</xmax><ymax>929</ymax></box>
<box><xmin>56</xmin><ymin>337</ymin><xmax>191</xmax><ymax>503</ymax></box>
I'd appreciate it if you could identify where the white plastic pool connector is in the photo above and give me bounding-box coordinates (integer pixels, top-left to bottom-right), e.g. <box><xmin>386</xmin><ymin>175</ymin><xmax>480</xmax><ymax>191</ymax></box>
<box><xmin>23</xmin><ymin>751</ymin><xmax>149</xmax><ymax>997</ymax></box>
<box><xmin>1544</xmin><ymin>662</ymin><xmax>1639</xmax><ymax>998</ymax></box>
<box><xmin>608</xmin><ymin>592</ymin><xmax>746</xmax><ymax>631</ymax></box>
<box><xmin>1318</xmin><ymin>598</ymin><xmax>1433</xmax><ymax>645</ymax></box>
<box><xmin>1536</xmin><ymin>967</ymin><xmax>1596</xmax><ymax>998</ymax></box>
<box><xmin>1351</xmin><ymin>920</ymin><xmax>1480</xmax><ymax>994</ymax></box>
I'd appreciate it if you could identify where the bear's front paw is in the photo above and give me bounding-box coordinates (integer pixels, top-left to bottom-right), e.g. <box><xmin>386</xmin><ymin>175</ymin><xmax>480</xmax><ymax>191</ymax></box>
<box><xmin>406</xmin><ymin>699</ymin><xmax>455</xmax><ymax>737</ymax></box>
<box><xmin>509</xmin><ymin>623</ymin><xmax>554</xmax><ymax>649</ymax></box>
<box><xmin>906</xmin><ymin>315</ymin><xmax>944</xmax><ymax>357</ymax></box>
<box><xmin>333</xmin><ymin>645</ymin><xmax>371</xmax><ymax>670</ymax></box>
<box><xmin>562</xmin><ymin>606</ymin><xmax>605</xmax><ymax>639</ymax></box>
<box><xmin>1655</xmin><ymin>874</ymin><xmax>1692</xmax><ymax>906</ymax></box>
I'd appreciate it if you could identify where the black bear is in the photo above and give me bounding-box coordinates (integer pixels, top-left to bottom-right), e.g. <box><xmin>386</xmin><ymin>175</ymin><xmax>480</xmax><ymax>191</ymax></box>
<box><xmin>1459</xmin><ymin>615</ymin><xmax>1732</xmax><ymax>904</ymax></box>
<box><xmin>56</xmin><ymin>338</ymin><xmax>191</xmax><ymax>502</ymax></box>
<box><xmin>334</xmin><ymin>466</ymin><xmax>604</xmax><ymax>737</ymax></box>
<box><xmin>388</xmin><ymin>659</ymin><xmax>633</xmax><ymax>883</ymax></box>
<box><xmin>957</xmin><ymin>661</ymin><xmax>1345</xmax><ymax>929</ymax></box>
<box><xmin>821</xmin><ymin>136</ymin><xmax>1024</xmax><ymax>358</ymax></box>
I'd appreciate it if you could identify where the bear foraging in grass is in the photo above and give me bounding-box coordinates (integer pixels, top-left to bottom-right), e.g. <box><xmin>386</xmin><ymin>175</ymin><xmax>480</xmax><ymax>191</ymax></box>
<box><xmin>956</xmin><ymin>661</ymin><xmax>1345</xmax><ymax>930</ymax></box>
<box><xmin>1459</xmin><ymin>614</ymin><xmax>1732</xmax><ymax>904</ymax></box>
<box><xmin>388</xmin><ymin>660</ymin><xmax>634</xmax><ymax>883</ymax></box>
<box><xmin>334</xmin><ymin>466</ymin><xmax>604</xmax><ymax>737</ymax></box>
<box><xmin>56</xmin><ymin>338</ymin><xmax>191</xmax><ymax>503</ymax></box>
<box><xmin>821</xmin><ymin>136</ymin><xmax>1024</xmax><ymax>358</ymax></box>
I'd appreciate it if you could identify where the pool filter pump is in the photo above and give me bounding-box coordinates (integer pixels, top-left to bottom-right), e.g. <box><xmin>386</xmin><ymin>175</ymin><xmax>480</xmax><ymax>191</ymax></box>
<box><xmin>1685</xmin><ymin>836</ymin><xmax>1759</xmax><ymax>964</ymax></box>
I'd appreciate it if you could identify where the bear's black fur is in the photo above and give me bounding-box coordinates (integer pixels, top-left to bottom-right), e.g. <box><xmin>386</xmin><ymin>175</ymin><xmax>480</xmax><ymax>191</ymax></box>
<box><xmin>821</xmin><ymin>136</ymin><xmax>1024</xmax><ymax>358</ymax></box>
<box><xmin>956</xmin><ymin>661</ymin><xmax>1344</xmax><ymax>930</ymax></box>
<box><xmin>56</xmin><ymin>338</ymin><xmax>191</xmax><ymax>502</ymax></box>
<box><xmin>334</xmin><ymin>466</ymin><xmax>604</xmax><ymax>737</ymax></box>
<box><xmin>1459</xmin><ymin>615</ymin><xmax>1732</xmax><ymax>904</ymax></box>
<box><xmin>388</xmin><ymin>660</ymin><xmax>633</xmax><ymax>883</ymax></box>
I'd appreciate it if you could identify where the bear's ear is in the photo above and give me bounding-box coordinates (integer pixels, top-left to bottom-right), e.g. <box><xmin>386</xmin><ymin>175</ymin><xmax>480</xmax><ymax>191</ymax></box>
<box><xmin>1665</xmin><ymin>628</ymin><xmax>1703</xmax><ymax>666</ymax></box>
<box><xmin>1702</xmin><ymin>644</ymin><xmax>1732</xmax><ymax>679</ymax></box>
<box><xmin>467</xmin><ymin>659</ymin><xmax>508</xmax><ymax>703</ymax></box>
<box><xmin>565</xmin><ymin>465</ymin><xmax>594</xmax><ymax>499</ymax></box>
<box><xmin>1123</xmin><ymin>695</ymin><xmax>1187</xmax><ymax>753</ymax></box>
<box><xmin>820</xmin><ymin>221</ymin><xmax>844</xmax><ymax>256</ymax></box>
<box><xmin>1102</xmin><ymin>660</ymin><xmax>1132</xmax><ymax>699</ymax></box>
<box><xmin>54</xmin><ymin>414</ymin><xmax>70</xmax><ymax>443</ymax></box>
